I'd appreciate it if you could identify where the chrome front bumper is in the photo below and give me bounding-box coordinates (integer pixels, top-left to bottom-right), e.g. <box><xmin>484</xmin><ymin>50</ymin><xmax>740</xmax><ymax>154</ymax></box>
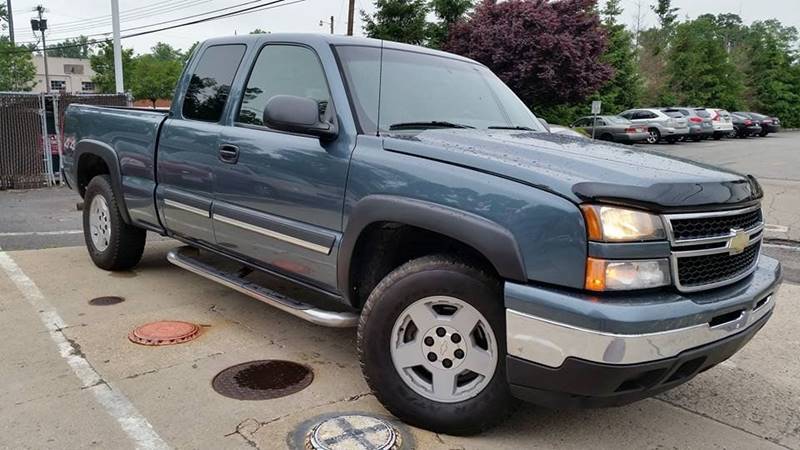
<box><xmin>507</xmin><ymin>294</ymin><xmax>774</xmax><ymax>368</ymax></box>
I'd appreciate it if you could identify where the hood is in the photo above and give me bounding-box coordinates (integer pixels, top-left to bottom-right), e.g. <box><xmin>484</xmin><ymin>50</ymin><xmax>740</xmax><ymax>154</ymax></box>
<box><xmin>383</xmin><ymin>129</ymin><xmax>761</xmax><ymax>211</ymax></box>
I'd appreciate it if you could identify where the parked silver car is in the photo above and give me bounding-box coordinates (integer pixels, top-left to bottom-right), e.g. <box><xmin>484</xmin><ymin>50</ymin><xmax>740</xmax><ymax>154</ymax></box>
<box><xmin>618</xmin><ymin>108</ymin><xmax>689</xmax><ymax>144</ymax></box>
<box><xmin>662</xmin><ymin>107</ymin><xmax>714</xmax><ymax>141</ymax></box>
<box><xmin>570</xmin><ymin>115</ymin><xmax>649</xmax><ymax>144</ymax></box>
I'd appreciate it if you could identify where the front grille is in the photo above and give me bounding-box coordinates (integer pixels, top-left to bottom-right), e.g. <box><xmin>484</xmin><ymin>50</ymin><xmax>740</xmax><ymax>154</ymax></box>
<box><xmin>670</xmin><ymin>209</ymin><xmax>762</xmax><ymax>241</ymax></box>
<box><xmin>665</xmin><ymin>206</ymin><xmax>763</xmax><ymax>292</ymax></box>
<box><xmin>676</xmin><ymin>242</ymin><xmax>760</xmax><ymax>288</ymax></box>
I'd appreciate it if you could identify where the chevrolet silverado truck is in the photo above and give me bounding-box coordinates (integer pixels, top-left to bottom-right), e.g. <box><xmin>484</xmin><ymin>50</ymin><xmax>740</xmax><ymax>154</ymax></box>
<box><xmin>62</xmin><ymin>34</ymin><xmax>783</xmax><ymax>435</ymax></box>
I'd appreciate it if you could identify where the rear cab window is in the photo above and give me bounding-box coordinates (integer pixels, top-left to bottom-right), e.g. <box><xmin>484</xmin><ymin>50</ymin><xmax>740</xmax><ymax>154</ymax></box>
<box><xmin>182</xmin><ymin>44</ymin><xmax>247</xmax><ymax>122</ymax></box>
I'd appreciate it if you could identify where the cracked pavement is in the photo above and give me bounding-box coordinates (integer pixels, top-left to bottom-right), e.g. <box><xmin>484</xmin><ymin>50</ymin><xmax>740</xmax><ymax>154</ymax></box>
<box><xmin>1</xmin><ymin>133</ymin><xmax>799</xmax><ymax>449</ymax></box>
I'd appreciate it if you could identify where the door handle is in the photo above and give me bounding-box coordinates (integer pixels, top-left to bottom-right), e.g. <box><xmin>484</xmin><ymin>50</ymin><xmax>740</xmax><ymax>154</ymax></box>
<box><xmin>219</xmin><ymin>144</ymin><xmax>239</xmax><ymax>164</ymax></box>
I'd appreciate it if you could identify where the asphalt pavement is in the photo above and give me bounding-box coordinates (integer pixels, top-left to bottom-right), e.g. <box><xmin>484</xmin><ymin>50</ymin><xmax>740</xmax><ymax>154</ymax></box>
<box><xmin>1</xmin><ymin>132</ymin><xmax>799</xmax><ymax>449</ymax></box>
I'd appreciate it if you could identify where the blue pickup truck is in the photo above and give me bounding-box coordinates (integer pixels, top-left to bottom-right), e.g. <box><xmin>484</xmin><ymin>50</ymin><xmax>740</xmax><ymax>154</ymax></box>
<box><xmin>62</xmin><ymin>34</ymin><xmax>782</xmax><ymax>435</ymax></box>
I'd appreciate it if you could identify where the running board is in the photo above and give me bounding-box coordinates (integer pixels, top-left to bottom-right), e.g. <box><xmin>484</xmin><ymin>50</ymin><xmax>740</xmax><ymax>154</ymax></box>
<box><xmin>166</xmin><ymin>247</ymin><xmax>358</xmax><ymax>328</ymax></box>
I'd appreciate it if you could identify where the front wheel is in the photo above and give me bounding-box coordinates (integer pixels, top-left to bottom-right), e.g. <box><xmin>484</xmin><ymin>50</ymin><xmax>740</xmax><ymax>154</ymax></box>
<box><xmin>646</xmin><ymin>128</ymin><xmax>660</xmax><ymax>144</ymax></box>
<box><xmin>83</xmin><ymin>175</ymin><xmax>146</xmax><ymax>270</ymax></box>
<box><xmin>357</xmin><ymin>255</ymin><xmax>514</xmax><ymax>435</ymax></box>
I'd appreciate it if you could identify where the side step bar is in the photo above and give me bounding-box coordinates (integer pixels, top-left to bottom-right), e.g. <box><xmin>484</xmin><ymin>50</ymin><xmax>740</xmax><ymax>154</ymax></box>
<box><xmin>166</xmin><ymin>247</ymin><xmax>358</xmax><ymax>328</ymax></box>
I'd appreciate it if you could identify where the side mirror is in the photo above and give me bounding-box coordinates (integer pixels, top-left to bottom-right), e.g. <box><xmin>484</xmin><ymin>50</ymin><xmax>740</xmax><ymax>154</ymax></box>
<box><xmin>263</xmin><ymin>95</ymin><xmax>338</xmax><ymax>141</ymax></box>
<box><xmin>538</xmin><ymin>117</ymin><xmax>551</xmax><ymax>132</ymax></box>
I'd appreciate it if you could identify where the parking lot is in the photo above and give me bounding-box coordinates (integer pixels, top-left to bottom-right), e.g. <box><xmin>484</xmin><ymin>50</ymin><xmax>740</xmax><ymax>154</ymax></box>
<box><xmin>1</xmin><ymin>133</ymin><xmax>799</xmax><ymax>449</ymax></box>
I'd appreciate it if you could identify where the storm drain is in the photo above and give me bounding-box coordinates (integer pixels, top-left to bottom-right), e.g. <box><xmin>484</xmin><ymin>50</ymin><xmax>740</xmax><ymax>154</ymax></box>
<box><xmin>212</xmin><ymin>360</ymin><xmax>313</xmax><ymax>400</ymax></box>
<box><xmin>309</xmin><ymin>415</ymin><xmax>398</xmax><ymax>450</ymax></box>
<box><xmin>88</xmin><ymin>296</ymin><xmax>125</xmax><ymax>306</ymax></box>
<box><xmin>128</xmin><ymin>320</ymin><xmax>201</xmax><ymax>346</ymax></box>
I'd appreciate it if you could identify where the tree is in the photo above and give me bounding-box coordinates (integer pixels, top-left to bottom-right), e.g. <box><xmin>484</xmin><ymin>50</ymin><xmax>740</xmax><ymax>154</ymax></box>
<box><xmin>651</xmin><ymin>0</ymin><xmax>678</xmax><ymax>31</ymax></box>
<box><xmin>0</xmin><ymin>37</ymin><xmax>37</xmax><ymax>91</ymax></box>
<box><xmin>445</xmin><ymin>0</ymin><xmax>613</xmax><ymax>114</ymax></box>
<box><xmin>46</xmin><ymin>36</ymin><xmax>92</xmax><ymax>58</ymax></box>
<box><xmin>742</xmin><ymin>20</ymin><xmax>800</xmax><ymax>127</ymax></box>
<box><xmin>592</xmin><ymin>0</ymin><xmax>643</xmax><ymax>113</ymax></box>
<box><xmin>90</xmin><ymin>41</ymin><xmax>135</xmax><ymax>93</ymax></box>
<box><xmin>150</xmin><ymin>42</ymin><xmax>182</xmax><ymax>62</ymax></box>
<box><xmin>131</xmin><ymin>54</ymin><xmax>182</xmax><ymax>108</ymax></box>
<box><xmin>182</xmin><ymin>41</ymin><xmax>199</xmax><ymax>65</ymax></box>
<box><xmin>427</xmin><ymin>0</ymin><xmax>473</xmax><ymax>49</ymax></box>
<box><xmin>362</xmin><ymin>0</ymin><xmax>429</xmax><ymax>45</ymax></box>
<box><xmin>665</xmin><ymin>16</ymin><xmax>744</xmax><ymax>110</ymax></box>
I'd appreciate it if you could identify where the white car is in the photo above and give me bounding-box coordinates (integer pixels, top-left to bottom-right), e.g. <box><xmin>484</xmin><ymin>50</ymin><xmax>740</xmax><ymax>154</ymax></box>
<box><xmin>706</xmin><ymin>108</ymin><xmax>734</xmax><ymax>140</ymax></box>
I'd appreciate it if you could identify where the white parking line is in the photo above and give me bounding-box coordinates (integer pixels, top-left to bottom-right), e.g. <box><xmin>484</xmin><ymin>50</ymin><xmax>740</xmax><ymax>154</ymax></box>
<box><xmin>0</xmin><ymin>247</ymin><xmax>169</xmax><ymax>450</ymax></box>
<box><xmin>0</xmin><ymin>230</ymin><xmax>82</xmax><ymax>237</ymax></box>
<box><xmin>764</xmin><ymin>243</ymin><xmax>800</xmax><ymax>251</ymax></box>
<box><xmin>764</xmin><ymin>224</ymin><xmax>789</xmax><ymax>233</ymax></box>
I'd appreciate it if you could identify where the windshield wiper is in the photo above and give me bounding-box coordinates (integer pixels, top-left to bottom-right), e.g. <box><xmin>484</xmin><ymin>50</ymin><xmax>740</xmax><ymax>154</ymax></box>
<box><xmin>487</xmin><ymin>125</ymin><xmax>535</xmax><ymax>131</ymax></box>
<box><xmin>388</xmin><ymin>121</ymin><xmax>475</xmax><ymax>130</ymax></box>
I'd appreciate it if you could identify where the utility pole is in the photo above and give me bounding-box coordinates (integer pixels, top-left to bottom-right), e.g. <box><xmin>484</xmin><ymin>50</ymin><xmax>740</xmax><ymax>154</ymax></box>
<box><xmin>110</xmin><ymin>0</ymin><xmax>124</xmax><ymax>93</ymax></box>
<box><xmin>6</xmin><ymin>0</ymin><xmax>14</xmax><ymax>44</ymax></box>
<box><xmin>346</xmin><ymin>0</ymin><xmax>354</xmax><ymax>36</ymax></box>
<box><xmin>329</xmin><ymin>15</ymin><xmax>334</xmax><ymax>35</ymax></box>
<box><xmin>31</xmin><ymin>5</ymin><xmax>50</xmax><ymax>92</ymax></box>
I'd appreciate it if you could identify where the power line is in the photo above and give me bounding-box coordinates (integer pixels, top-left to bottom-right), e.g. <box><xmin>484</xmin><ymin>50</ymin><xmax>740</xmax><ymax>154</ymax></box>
<box><xmin>0</xmin><ymin>0</ymin><xmax>304</xmax><ymax>55</ymax></box>
<box><xmin>13</xmin><ymin>0</ymin><xmax>288</xmax><ymax>46</ymax></box>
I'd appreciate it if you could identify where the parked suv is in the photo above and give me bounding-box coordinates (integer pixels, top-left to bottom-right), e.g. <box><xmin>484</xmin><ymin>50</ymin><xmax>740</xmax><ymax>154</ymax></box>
<box><xmin>732</xmin><ymin>112</ymin><xmax>763</xmax><ymax>138</ymax></box>
<box><xmin>62</xmin><ymin>34</ymin><xmax>782</xmax><ymax>435</ymax></box>
<box><xmin>707</xmin><ymin>108</ymin><xmax>734</xmax><ymax>140</ymax></box>
<box><xmin>661</xmin><ymin>107</ymin><xmax>714</xmax><ymax>142</ymax></box>
<box><xmin>619</xmin><ymin>108</ymin><xmax>689</xmax><ymax>144</ymax></box>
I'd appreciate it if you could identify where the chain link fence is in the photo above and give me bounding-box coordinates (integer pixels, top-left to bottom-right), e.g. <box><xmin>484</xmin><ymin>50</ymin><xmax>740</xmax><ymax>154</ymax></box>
<box><xmin>0</xmin><ymin>92</ymin><xmax>129</xmax><ymax>190</ymax></box>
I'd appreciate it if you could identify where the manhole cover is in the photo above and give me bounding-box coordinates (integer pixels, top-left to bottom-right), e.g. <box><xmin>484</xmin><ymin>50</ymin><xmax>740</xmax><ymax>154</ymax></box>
<box><xmin>128</xmin><ymin>320</ymin><xmax>201</xmax><ymax>346</ymax></box>
<box><xmin>89</xmin><ymin>296</ymin><xmax>125</xmax><ymax>306</ymax></box>
<box><xmin>310</xmin><ymin>415</ymin><xmax>397</xmax><ymax>450</ymax></box>
<box><xmin>212</xmin><ymin>360</ymin><xmax>313</xmax><ymax>400</ymax></box>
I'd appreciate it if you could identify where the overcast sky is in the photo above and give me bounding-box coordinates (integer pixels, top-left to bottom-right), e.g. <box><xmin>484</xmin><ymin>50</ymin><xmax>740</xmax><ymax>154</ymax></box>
<box><xmin>7</xmin><ymin>0</ymin><xmax>800</xmax><ymax>55</ymax></box>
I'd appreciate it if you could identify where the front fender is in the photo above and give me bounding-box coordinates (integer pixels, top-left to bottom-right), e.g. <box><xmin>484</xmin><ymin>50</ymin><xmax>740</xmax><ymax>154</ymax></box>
<box><xmin>337</xmin><ymin>195</ymin><xmax>528</xmax><ymax>298</ymax></box>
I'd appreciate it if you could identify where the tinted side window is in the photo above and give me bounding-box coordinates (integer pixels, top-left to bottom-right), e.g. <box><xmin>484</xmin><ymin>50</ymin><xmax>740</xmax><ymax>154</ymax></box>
<box><xmin>182</xmin><ymin>44</ymin><xmax>246</xmax><ymax>122</ymax></box>
<box><xmin>238</xmin><ymin>45</ymin><xmax>331</xmax><ymax>126</ymax></box>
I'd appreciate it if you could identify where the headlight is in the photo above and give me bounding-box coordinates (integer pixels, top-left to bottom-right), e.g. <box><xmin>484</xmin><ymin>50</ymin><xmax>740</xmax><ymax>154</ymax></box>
<box><xmin>585</xmin><ymin>258</ymin><xmax>671</xmax><ymax>291</ymax></box>
<box><xmin>581</xmin><ymin>205</ymin><xmax>666</xmax><ymax>242</ymax></box>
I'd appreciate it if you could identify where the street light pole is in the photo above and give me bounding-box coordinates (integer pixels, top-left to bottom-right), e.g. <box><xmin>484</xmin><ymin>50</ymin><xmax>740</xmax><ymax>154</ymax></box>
<box><xmin>110</xmin><ymin>0</ymin><xmax>124</xmax><ymax>93</ymax></box>
<box><xmin>34</xmin><ymin>5</ymin><xmax>50</xmax><ymax>92</ymax></box>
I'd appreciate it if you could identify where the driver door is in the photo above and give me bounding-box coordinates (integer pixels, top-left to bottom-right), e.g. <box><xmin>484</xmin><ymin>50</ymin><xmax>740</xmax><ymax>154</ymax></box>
<box><xmin>212</xmin><ymin>43</ymin><xmax>351</xmax><ymax>290</ymax></box>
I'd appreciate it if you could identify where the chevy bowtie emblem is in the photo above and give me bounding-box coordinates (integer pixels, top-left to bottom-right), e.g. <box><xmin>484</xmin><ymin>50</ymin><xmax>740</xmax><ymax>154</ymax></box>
<box><xmin>728</xmin><ymin>229</ymin><xmax>749</xmax><ymax>255</ymax></box>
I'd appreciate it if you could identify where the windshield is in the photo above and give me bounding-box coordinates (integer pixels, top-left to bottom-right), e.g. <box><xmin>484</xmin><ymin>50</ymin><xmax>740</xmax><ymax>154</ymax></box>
<box><xmin>335</xmin><ymin>45</ymin><xmax>545</xmax><ymax>134</ymax></box>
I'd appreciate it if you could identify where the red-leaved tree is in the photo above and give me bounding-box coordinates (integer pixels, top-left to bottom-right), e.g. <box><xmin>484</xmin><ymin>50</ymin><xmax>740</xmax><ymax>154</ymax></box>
<box><xmin>445</xmin><ymin>0</ymin><xmax>613</xmax><ymax>109</ymax></box>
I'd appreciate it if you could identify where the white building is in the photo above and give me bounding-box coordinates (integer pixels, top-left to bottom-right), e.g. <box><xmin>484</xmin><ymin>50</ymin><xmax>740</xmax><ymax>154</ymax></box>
<box><xmin>31</xmin><ymin>56</ymin><xmax>97</xmax><ymax>93</ymax></box>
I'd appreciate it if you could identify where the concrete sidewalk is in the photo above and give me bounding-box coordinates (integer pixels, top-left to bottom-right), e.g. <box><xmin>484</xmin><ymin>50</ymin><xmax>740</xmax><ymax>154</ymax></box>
<box><xmin>1</xmin><ymin>242</ymin><xmax>797</xmax><ymax>449</ymax></box>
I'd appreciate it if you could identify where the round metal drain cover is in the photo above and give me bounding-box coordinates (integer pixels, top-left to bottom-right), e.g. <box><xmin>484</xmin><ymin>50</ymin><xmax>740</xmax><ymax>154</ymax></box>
<box><xmin>128</xmin><ymin>320</ymin><xmax>201</xmax><ymax>346</ymax></box>
<box><xmin>310</xmin><ymin>415</ymin><xmax>397</xmax><ymax>450</ymax></box>
<box><xmin>212</xmin><ymin>360</ymin><xmax>313</xmax><ymax>400</ymax></box>
<box><xmin>89</xmin><ymin>296</ymin><xmax>125</xmax><ymax>306</ymax></box>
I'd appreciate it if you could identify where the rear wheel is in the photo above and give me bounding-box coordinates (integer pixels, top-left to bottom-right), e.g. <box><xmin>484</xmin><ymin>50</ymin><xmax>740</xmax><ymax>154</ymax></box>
<box><xmin>83</xmin><ymin>175</ymin><xmax>146</xmax><ymax>270</ymax></box>
<box><xmin>646</xmin><ymin>128</ymin><xmax>660</xmax><ymax>144</ymax></box>
<box><xmin>357</xmin><ymin>255</ymin><xmax>514</xmax><ymax>435</ymax></box>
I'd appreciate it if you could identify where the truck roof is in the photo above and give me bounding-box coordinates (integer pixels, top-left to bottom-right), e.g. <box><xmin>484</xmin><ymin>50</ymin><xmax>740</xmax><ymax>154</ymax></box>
<box><xmin>199</xmin><ymin>33</ymin><xmax>480</xmax><ymax>65</ymax></box>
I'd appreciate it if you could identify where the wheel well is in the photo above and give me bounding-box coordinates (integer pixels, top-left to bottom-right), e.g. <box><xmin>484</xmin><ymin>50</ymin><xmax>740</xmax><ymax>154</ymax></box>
<box><xmin>77</xmin><ymin>153</ymin><xmax>110</xmax><ymax>197</ymax></box>
<box><xmin>348</xmin><ymin>222</ymin><xmax>499</xmax><ymax>308</ymax></box>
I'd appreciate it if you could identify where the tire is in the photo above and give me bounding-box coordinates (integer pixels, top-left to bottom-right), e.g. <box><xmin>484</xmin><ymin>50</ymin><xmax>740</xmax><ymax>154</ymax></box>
<box><xmin>83</xmin><ymin>175</ymin><xmax>146</xmax><ymax>270</ymax></box>
<box><xmin>713</xmin><ymin>133</ymin><xmax>722</xmax><ymax>140</ymax></box>
<box><xmin>759</xmin><ymin>130</ymin><xmax>768</xmax><ymax>137</ymax></box>
<box><xmin>666</xmin><ymin>137</ymin><xmax>678</xmax><ymax>144</ymax></box>
<box><xmin>357</xmin><ymin>255</ymin><xmax>514</xmax><ymax>435</ymax></box>
<box><xmin>646</xmin><ymin>128</ymin><xmax>660</xmax><ymax>144</ymax></box>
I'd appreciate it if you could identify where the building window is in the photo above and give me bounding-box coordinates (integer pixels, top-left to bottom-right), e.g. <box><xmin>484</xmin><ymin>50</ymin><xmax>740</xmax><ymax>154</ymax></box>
<box><xmin>50</xmin><ymin>80</ymin><xmax>66</xmax><ymax>91</ymax></box>
<box><xmin>81</xmin><ymin>82</ymin><xmax>95</xmax><ymax>92</ymax></box>
<box><xmin>63</xmin><ymin>64</ymin><xmax>85</xmax><ymax>75</ymax></box>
